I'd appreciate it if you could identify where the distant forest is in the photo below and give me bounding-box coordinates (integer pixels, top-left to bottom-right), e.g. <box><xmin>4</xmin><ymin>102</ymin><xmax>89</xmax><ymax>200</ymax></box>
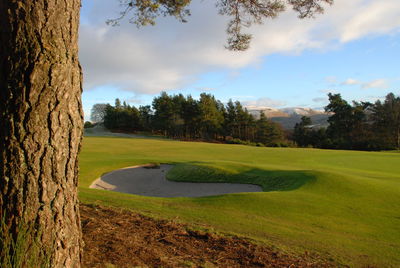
<box><xmin>87</xmin><ymin>92</ymin><xmax>400</xmax><ymax>151</ymax></box>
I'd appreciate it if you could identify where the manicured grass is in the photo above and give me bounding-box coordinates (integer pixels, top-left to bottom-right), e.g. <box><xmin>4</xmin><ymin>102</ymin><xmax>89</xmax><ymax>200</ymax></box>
<box><xmin>79</xmin><ymin>136</ymin><xmax>400</xmax><ymax>267</ymax></box>
<box><xmin>167</xmin><ymin>163</ymin><xmax>315</xmax><ymax>191</ymax></box>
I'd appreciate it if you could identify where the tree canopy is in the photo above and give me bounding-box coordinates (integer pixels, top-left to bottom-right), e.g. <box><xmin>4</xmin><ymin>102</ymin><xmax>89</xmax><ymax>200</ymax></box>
<box><xmin>292</xmin><ymin>92</ymin><xmax>400</xmax><ymax>150</ymax></box>
<box><xmin>108</xmin><ymin>0</ymin><xmax>333</xmax><ymax>50</ymax></box>
<box><xmin>98</xmin><ymin>92</ymin><xmax>287</xmax><ymax>146</ymax></box>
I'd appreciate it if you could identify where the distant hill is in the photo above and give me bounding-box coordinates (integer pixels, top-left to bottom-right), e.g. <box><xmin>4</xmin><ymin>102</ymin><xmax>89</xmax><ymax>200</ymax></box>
<box><xmin>248</xmin><ymin>107</ymin><xmax>330</xmax><ymax>130</ymax></box>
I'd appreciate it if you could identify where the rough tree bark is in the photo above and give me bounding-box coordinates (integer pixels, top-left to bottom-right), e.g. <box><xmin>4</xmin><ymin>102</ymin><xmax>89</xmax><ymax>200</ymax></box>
<box><xmin>0</xmin><ymin>0</ymin><xmax>83</xmax><ymax>267</ymax></box>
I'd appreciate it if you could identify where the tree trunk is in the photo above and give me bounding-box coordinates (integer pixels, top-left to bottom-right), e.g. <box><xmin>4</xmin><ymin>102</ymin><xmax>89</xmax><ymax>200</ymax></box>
<box><xmin>0</xmin><ymin>1</ymin><xmax>83</xmax><ymax>267</ymax></box>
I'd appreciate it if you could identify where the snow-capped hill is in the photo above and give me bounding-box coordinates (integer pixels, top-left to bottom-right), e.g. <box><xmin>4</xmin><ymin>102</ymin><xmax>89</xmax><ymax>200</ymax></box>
<box><xmin>247</xmin><ymin>107</ymin><xmax>329</xmax><ymax>129</ymax></box>
<box><xmin>248</xmin><ymin>107</ymin><xmax>326</xmax><ymax>118</ymax></box>
<box><xmin>280</xmin><ymin>107</ymin><xmax>326</xmax><ymax>117</ymax></box>
<box><xmin>248</xmin><ymin>107</ymin><xmax>289</xmax><ymax>118</ymax></box>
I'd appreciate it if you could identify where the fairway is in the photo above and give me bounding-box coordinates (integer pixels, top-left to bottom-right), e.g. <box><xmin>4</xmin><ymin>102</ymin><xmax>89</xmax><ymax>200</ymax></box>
<box><xmin>79</xmin><ymin>136</ymin><xmax>400</xmax><ymax>267</ymax></box>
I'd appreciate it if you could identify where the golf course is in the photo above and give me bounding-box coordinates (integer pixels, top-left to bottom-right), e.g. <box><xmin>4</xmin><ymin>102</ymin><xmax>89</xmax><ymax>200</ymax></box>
<box><xmin>79</xmin><ymin>136</ymin><xmax>400</xmax><ymax>267</ymax></box>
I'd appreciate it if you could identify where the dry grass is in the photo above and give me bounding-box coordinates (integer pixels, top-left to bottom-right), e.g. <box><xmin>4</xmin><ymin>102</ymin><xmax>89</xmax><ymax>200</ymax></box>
<box><xmin>81</xmin><ymin>204</ymin><xmax>335</xmax><ymax>268</ymax></box>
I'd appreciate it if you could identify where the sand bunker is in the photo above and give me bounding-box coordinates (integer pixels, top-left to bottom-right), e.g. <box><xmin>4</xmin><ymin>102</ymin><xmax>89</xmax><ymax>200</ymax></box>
<box><xmin>90</xmin><ymin>164</ymin><xmax>262</xmax><ymax>197</ymax></box>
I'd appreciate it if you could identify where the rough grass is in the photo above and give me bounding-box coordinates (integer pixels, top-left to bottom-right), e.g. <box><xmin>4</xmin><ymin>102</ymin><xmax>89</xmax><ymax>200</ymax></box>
<box><xmin>0</xmin><ymin>216</ymin><xmax>52</xmax><ymax>268</ymax></box>
<box><xmin>79</xmin><ymin>136</ymin><xmax>400</xmax><ymax>267</ymax></box>
<box><xmin>81</xmin><ymin>204</ymin><xmax>333</xmax><ymax>267</ymax></box>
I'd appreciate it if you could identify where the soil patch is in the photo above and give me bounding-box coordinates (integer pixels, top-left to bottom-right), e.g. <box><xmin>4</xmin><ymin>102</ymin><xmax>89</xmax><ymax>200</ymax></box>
<box><xmin>90</xmin><ymin>164</ymin><xmax>262</xmax><ymax>197</ymax></box>
<box><xmin>81</xmin><ymin>204</ymin><xmax>335</xmax><ymax>268</ymax></box>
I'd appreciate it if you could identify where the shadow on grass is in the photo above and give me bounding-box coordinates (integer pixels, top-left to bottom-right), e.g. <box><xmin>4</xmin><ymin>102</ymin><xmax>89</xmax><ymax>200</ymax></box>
<box><xmin>167</xmin><ymin>163</ymin><xmax>317</xmax><ymax>192</ymax></box>
<box><xmin>84</xmin><ymin>125</ymin><xmax>170</xmax><ymax>141</ymax></box>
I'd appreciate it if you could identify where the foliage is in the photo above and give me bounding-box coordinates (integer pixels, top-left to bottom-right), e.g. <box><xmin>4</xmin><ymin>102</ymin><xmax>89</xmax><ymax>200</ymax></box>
<box><xmin>293</xmin><ymin>116</ymin><xmax>312</xmax><ymax>146</ymax></box>
<box><xmin>90</xmin><ymin>103</ymin><xmax>108</xmax><ymax>123</ymax></box>
<box><xmin>98</xmin><ymin>91</ymin><xmax>400</xmax><ymax>151</ymax></box>
<box><xmin>103</xmin><ymin>101</ymin><xmax>141</xmax><ymax>132</ymax></box>
<box><xmin>293</xmin><ymin>92</ymin><xmax>400</xmax><ymax>151</ymax></box>
<box><xmin>371</xmin><ymin>93</ymin><xmax>400</xmax><ymax>149</ymax></box>
<box><xmin>256</xmin><ymin>112</ymin><xmax>285</xmax><ymax>146</ymax></box>
<box><xmin>96</xmin><ymin>92</ymin><xmax>287</xmax><ymax>146</ymax></box>
<box><xmin>109</xmin><ymin>0</ymin><xmax>333</xmax><ymax>51</ymax></box>
<box><xmin>84</xmin><ymin>121</ymin><xmax>94</xmax><ymax>128</ymax></box>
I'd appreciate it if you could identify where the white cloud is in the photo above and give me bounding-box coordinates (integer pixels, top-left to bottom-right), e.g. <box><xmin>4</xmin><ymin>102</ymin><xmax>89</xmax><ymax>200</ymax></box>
<box><xmin>195</xmin><ymin>87</ymin><xmax>215</xmax><ymax>92</ymax></box>
<box><xmin>340</xmin><ymin>0</ymin><xmax>400</xmax><ymax>42</ymax></box>
<box><xmin>80</xmin><ymin>0</ymin><xmax>400</xmax><ymax>94</ymax></box>
<box><xmin>337</xmin><ymin>78</ymin><xmax>389</xmax><ymax>89</ymax></box>
<box><xmin>230</xmin><ymin>95</ymin><xmax>256</xmax><ymax>100</ymax></box>
<box><xmin>325</xmin><ymin>76</ymin><xmax>338</xmax><ymax>84</ymax></box>
<box><xmin>313</xmin><ymin>97</ymin><xmax>327</xmax><ymax>103</ymax></box>
<box><xmin>319</xmin><ymin>89</ymin><xmax>338</xmax><ymax>94</ymax></box>
<box><xmin>362</xmin><ymin>79</ymin><xmax>389</xmax><ymax>89</ymax></box>
<box><xmin>126</xmin><ymin>96</ymin><xmax>143</xmax><ymax>104</ymax></box>
<box><xmin>342</xmin><ymin>78</ymin><xmax>360</xmax><ymax>85</ymax></box>
<box><xmin>242</xmin><ymin>97</ymin><xmax>286</xmax><ymax>109</ymax></box>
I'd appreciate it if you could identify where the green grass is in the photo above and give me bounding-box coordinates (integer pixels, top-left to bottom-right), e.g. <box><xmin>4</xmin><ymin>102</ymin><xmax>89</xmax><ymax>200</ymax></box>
<box><xmin>79</xmin><ymin>136</ymin><xmax>400</xmax><ymax>267</ymax></box>
<box><xmin>167</xmin><ymin>163</ymin><xmax>316</xmax><ymax>191</ymax></box>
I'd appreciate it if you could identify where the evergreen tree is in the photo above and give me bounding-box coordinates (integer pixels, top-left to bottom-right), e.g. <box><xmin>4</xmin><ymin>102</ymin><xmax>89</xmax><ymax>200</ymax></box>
<box><xmin>198</xmin><ymin>93</ymin><xmax>224</xmax><ymax>140</ymax></box>
<box><xmin>181</xmin><ymin>95</ymin><xmax>201</xmax><ymax>139</ymax></box>
<box><xmin>325</xmin><ymin>93</ymin><xmax>363</xmax><ymax>149</ymax></box>
<box><xmin>115</xmin><ymin>98</ymin><xmax>122</xmax><ymax>109</ymax></box>
<box><xmin>256</xmin><ymin>112</ymin><xmax>285</xmax><ymax>146</ymax></box>
<box><xmin>152</xmin><ymin>92</ymin><xmax>175</xmax><ymax>136</ymax></box>
<box><xmin>372</xmin><ymin>93</ymin><xmax>400</xmax><ymax>149</ymax></box>
<box><xmin>293</xmin><ymin>116</ymin><xmax>313</xmax><ymax>147</ymax></box>
<box><xmin>139</xmin><ymin>105</ymin><xmax>153</xmax><ymax>131</ymax></box>
<box><xmin>224</xmin><ymin>99</ymin><xmax>237</xmax><ymax>138</ymax></box>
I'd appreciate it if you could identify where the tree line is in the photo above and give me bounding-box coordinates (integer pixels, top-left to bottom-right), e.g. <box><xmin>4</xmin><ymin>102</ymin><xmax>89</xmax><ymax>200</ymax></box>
<box><xmin>90</xmin><ymin>92</ymin><xmax>400</xmax><ymax>151</ymax></box>
<box><xmin>293</xmin><ymin>92</ymin><xmax>400</xmax><ymax>150</ymax></box>
<box><xmin>90</xmin><ymin>92</ymin><xmax>287</xmax><ymax>147</ymax></box>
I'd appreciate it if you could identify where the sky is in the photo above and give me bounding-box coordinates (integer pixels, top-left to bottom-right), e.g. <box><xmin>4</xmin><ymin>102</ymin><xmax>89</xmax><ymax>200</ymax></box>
<box><xmin>80</xmin><ymin>0</ymin><xmax>400</xmax><ymax>121</ymax></box>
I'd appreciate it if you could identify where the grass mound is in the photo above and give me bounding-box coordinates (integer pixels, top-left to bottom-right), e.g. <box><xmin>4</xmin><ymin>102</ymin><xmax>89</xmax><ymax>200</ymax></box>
<box><xmin>167</xmin><ymin>163</ymin><xmax>316</xmax><ymax>191</ymax></box>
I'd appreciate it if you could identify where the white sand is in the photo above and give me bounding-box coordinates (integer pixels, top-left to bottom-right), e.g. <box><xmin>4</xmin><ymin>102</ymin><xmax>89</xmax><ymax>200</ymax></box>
<box><xmin>90</xmin><ymin>164</ymin><xmax>262</xmax><ymax>197</ymax></box>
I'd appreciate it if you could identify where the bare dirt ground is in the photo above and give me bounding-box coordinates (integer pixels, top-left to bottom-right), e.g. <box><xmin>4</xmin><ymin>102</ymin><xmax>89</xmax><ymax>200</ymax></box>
<box><xmin>81</xmin><ymin>204</ymin><xmax>335</xmax><ymax>268</ymax></box>
<box><xmin>90</xmin><ymin>164</ymin><xmax>262</xmax><ymax>197</ymax></box>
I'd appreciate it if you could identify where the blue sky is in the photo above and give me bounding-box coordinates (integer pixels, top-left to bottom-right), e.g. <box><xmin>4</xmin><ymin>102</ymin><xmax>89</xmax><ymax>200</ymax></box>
<box><xmin>80</xmin><ymin>0</ymin><xmax>400</xmax><ymax>121</ymax></box>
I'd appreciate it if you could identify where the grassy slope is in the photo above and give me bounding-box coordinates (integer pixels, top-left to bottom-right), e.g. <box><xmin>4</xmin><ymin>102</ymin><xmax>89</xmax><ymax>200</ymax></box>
<box><xmin>166</xmin><ymin>163</ymin><xmax>316</xmax><ymax>191</ymax></box>
<box><xmin>79</xmin><ymin>137</ymin><xmax>400</xmax><ymax>267</ymax></box>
